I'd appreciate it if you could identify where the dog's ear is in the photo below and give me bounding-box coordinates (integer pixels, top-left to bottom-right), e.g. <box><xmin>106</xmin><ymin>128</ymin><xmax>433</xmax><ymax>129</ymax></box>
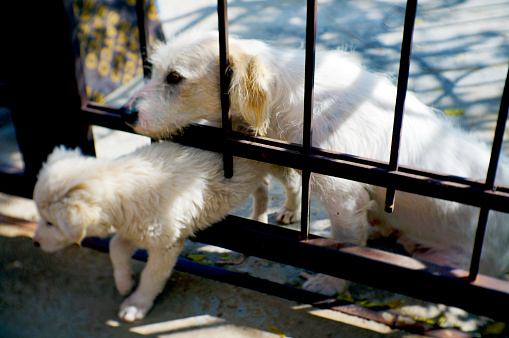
<box><xmin>59</xmin><ymin>183</ymin><xmax>102</xmax><ymax>244</ymax></box>
<box><xmin>228</xmin><ymin>50</ymin><xmax>272</xmax><ymax>136</ymax></box>
<box><xmin>46</xmin><ymin>146</ymin><xmax>83</xmax><ymax>165</ymax></box>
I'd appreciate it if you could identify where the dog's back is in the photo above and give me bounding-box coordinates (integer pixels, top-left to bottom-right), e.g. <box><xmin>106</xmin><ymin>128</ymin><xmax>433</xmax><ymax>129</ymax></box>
<box><xmin>35</xmin><ymin>142</ymin><xmax>270</xmax><ymax>242</ymax></box>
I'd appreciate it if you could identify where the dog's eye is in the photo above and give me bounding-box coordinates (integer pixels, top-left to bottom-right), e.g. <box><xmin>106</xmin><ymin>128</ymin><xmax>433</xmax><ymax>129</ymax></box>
<box><xmin>46</xmin><ymin>220</ymin><xmax>54</xmax><ymax>227</ymax></box>
<box><xmin>166</xmin><ymin>71</ymin><xmax>183</xmax><ymax>85</ymax></box>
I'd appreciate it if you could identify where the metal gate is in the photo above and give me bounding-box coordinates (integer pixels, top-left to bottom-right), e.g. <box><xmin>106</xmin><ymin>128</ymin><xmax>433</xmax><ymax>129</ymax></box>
<box><xmin>1</xmin><ymin>0</ymin><xmax>509</xmax><ymax>322</ymax></box>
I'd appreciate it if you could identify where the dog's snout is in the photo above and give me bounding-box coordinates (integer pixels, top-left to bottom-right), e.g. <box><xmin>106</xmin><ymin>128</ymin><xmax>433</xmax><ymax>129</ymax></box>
<box><xmin>121</xmin><ymin>106</ymin><xmax>139</xmax><ymax>126</ymax></box>
<box><xmin>121</xmin><ymin>98</ymin><xmax>140</xmax><ymax>126</ymax></box>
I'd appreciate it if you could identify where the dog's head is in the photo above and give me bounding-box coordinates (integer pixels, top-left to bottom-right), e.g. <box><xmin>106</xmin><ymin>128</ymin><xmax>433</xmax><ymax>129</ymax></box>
<box><xmin>125</xmin><ymin>30</ymin><xmax>273</xmax><ymax>139</ymax></box>
<box><xmin>32</xmin><ymin>147</ymin><xmax>102</xmax><ymax>252</ymax></box>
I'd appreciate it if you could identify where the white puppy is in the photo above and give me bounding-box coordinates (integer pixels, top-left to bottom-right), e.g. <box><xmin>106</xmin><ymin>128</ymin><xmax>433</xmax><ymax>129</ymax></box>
<box><xmin>126</xmin><ymin>30</ymin><xmax>509</xmax><ymax>295</ymax></box>
<box><xmin>32</xmin><ymin>142</ymin><xmax>271</xmax><ymax>321</ymax></box>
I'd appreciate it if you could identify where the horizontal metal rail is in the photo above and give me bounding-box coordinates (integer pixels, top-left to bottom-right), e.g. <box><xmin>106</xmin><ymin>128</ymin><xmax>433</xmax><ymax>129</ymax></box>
<box><xmin>82</xmin><ymin>105</ymin><xmax>509</xmax><ymax>214</ymax></box>
<box><xmin>81</xmin><ymin>215</ymin><xmax>509</xmax><ymax>322</ymax></box>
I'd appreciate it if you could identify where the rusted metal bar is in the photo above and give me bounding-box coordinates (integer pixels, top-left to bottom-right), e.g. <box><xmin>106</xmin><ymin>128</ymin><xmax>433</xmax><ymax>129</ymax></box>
<box><xmin>166</xmin><ymin>124</ymin><xmax>509</xmax><ymax>213</ymax></box>
<box><xmin>384</xmin><ymin>0</ymin><xmax>417</xmax><ymax>213</ymax></box>
<box><xmin>77</xmin><ymin>106</ymin><xmax>509</xmax><ymax>216</ymax></box>
<box><xmin>218</xmin><ymin>0</ymin><xmax>233</xmax><ymax>178</ymax></box>
<box><xmin>80</xmin><ymin>215</ymin><xmax>509</xmax><ymax>322</ymax></box>
<box><xmin>200</xmin><ymin>216</ymin><xmax>509</xmax><ymax>321</ymax></box>
<box><xmin>78</xmin><ymin>106</ymin><xmax>509</xmax><ymax>214</ymax></box>
<box><xmin>300</xmin><ymin>0</ymin><xmax>317</xmax><ymax>240</ymax></box>
<box><xmin>468</xmin><ymin>66</ymin><xmax>509</xmax><ymax>282</ymax></box>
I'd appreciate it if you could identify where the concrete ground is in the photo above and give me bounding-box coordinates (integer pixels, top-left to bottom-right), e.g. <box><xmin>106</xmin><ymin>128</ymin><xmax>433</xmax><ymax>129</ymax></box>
<box><xmin>0</xmin><ymin>198</ymin><xmax>397</xmax><ymax>338</ymax></box>
<box><xmin>0</xmin><ymin>192</ymin><xmax>501</xmax><ymax>337</ymax></box>
<box><xmin>2</xmin><ymin>0</ymin><xmax>509</xmax><ymax>336</ymax></box>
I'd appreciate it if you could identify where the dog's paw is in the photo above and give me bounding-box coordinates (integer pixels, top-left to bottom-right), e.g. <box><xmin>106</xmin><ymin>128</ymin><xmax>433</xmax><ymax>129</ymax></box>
<box><xmin>302</xmin><ymin>273</ymin><xmax>348</xmax><ymax>296</ymax></box>
<box><xmin>277</xmin><ymin>207</ymin><xmax>301</xmax><ymax>224</ymax></box>
<box><xmin>118</xmin><ymin>295</ymin><xmax>153</xmax><ymax>322</ymax></box>
<box><xmin>114</xmin><ymin>271</ymin><xmax>135</xmax><ymax>296</ymax></box>
<box><xmin>253</xmin><ymin>212</ymin><xmax>268</xmax><ymax>223</ymax></box>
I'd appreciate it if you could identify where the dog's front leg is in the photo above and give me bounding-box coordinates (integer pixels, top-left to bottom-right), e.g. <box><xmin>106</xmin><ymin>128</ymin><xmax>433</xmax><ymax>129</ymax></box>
<box><xmin>110</xmin><ymin>234</ymin><xmax>138</xmax><ymax>296</ymax></box>
<box><xmin>269</xmin><ymin>165</ymin><xmax>302</xmax><ymax>224</ymax></box>
<box><xmin>302</xmin><ymin>178</ymin><xmax>374</xmax><ymax>296</ymax></box>
<box><xmin>118</xmin><ymin>238</ymin><xmax>185</xmax><ymax>322</ymax></box>
<box><xmin>251</xmin><ymin>176</ymin><xmax>270</xmax><ymax>223</ymax></box>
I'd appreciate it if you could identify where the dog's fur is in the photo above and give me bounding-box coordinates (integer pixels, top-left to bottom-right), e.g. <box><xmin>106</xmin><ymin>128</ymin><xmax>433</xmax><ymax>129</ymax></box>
<box><xmin>32</xmin><ymin>142</ymin><xmax>271</xmax><ymax>321</ymax></box>
<box><xmin>128</xmin><ymin>30</ymin><xmax>509</xmax><ymax>294</ymax></box>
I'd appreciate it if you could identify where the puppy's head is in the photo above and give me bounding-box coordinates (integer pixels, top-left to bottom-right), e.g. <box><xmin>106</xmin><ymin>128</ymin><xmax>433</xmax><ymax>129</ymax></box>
<box><xmin>127</xmin><ymin>30</ymin><xmax>273</xmax><ymax>138</ymax></box>
<box><xmin>32</xmin><ymin>147</ymin><xmax>102</xmax><ymax>252</ymax></box>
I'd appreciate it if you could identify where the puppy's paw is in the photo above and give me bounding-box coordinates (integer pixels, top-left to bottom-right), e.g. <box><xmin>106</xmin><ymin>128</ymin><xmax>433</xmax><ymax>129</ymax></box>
<box><xmin>118</xmin><ymin>295</ymin><xmax>153</xmax><ymax>322</ymax></box>
<box><xmin>276</xmin><ymin>207</ymin><xmax>301</xmax><ymax>224</ymax></box>
<box><xmin>114</xmin><ymin>271</ymin><xmax>135</xmax><ymax>296</ymax></box>
<box><xmin>302</xmin><ymin>273</ymin><xmax>348</xmax><ymax>296</ymax></box>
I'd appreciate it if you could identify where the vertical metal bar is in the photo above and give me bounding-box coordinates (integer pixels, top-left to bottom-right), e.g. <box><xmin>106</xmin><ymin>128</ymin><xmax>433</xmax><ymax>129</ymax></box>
<box><xmin>468</xmin><ymin>208</ymin><xmax>490</xmax><ymax>282</ymax></box>
<box><xmin>484</xmin><ymin>66</ymin><xmax>509</xmax><ymax>188</ymax></box>
<box><xmin>303</xmin><ymin>0</ymin><xmax>317</xmax><ymax>154</ymax></box>
<box><xmin>218</xmin><ymin>0</ymin><xmax>233</xmax><ymax>178</ymax></box>
<box><xmin>468</xmin><ymin>66</ymin><xmax>509</xmax><ymax>282</ymax></box>
<box><xmin>135</xmin><ymin>0</ymin><xmax>151</xmax><ymax>79</ymax></box>
<box><xmin>135</xmin><ymin>0</ymin><xmax>157</xmax><ymax>144</ymax></box>
<box><xmin>300</xmin><ymin>0</ymin><xmax>317</xmax><ymax>240</ymax></box>
<box><xmin>301</xmin><ymin>171</ymin><xmax>312</xmax><ymax>240</ymax></box>
<box><xmin>384</xmin><ymin>0</ymin><xmax>418</xmax><ymax>213</ymax></box>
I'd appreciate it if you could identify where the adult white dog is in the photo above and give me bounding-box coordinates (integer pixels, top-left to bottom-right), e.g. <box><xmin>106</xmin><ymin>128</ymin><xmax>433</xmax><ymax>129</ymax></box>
<box><xmin>125</xmin><ymin>30</ymin><xmax>509</xmax><ymax>295</ymax></box>
<box><xmin>32</xmin><ymin>142</ymin><xmax>271</xmax><ymax>321</ymax></box>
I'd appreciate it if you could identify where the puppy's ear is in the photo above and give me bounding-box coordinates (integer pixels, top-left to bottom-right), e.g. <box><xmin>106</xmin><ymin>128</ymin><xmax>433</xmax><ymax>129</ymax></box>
<box><xmin>60</xmin><ymin>183</ymin><xmax>101</xmax><ymax>244</ymax></box>
<box><xmin>228</xmin><ymin>50</ymin><xmax>272</xmax><ymax>136</ymax></box>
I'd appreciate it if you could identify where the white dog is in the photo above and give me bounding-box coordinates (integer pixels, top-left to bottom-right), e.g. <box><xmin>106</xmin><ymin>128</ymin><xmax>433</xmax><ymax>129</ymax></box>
<box><xmin>125</xmin><ymin>30</ymin><xmax>509</xmax><ymax>295</ymax></box>
<box><xmin>32</xmin><ymin>142</ymin><xmax>272</xmax><ymax>321</ymax></box>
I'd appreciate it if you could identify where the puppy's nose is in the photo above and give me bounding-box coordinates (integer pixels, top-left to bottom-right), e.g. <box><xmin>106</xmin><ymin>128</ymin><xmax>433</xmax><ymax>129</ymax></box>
<box><xmin>121</xmin><ymin>98</ymin><xmax>140</xmax><ymax>126</ymax></box>
<box><xmin>33</xmin><ymin>240</ymin><xmax>40</xmax><ymax>248</ymax></box>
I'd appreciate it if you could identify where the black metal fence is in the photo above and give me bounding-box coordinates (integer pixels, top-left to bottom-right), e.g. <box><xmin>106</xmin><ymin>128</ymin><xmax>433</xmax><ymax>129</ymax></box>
<box><xmin>2</xmin><ymin>0</ymin><xmax>509</xmax><ymax>322</ymax></box>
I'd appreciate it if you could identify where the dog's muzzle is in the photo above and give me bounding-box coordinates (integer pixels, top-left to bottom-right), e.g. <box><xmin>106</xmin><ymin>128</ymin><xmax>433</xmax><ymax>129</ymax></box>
<box><xmin>121</xmin><ymin>98</ymin><xmax>140</xmax><ymax>127</ymax></box>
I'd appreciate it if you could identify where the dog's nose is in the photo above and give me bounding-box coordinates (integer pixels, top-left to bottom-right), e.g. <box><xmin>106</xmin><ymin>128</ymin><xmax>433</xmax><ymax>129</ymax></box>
<box><xmin>121</xmin><ymin>99</ymin><xmax>140</xmax><ymax>126</ymax></box>
<box><xmin>33</xmin><ymin>240</ymin><xmax>40</xmax><ymax>248</ymax></box>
